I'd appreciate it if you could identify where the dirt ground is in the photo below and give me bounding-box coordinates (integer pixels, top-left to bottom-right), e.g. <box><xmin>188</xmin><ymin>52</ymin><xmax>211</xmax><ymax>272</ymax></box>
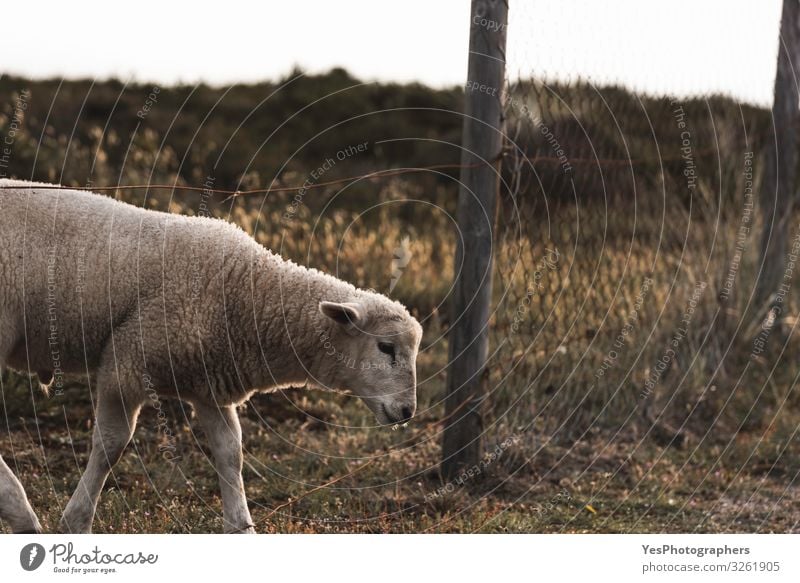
<box><xmin>3</xmin><ymin>383</ymin><xmax>797</xmax><ymax>534</ymax></box>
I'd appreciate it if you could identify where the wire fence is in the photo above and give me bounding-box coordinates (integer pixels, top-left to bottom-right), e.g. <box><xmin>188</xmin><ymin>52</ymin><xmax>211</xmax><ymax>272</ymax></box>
<box><xmin>485</xmin><ymin>41</ymin><xmax>796</xmax><ymax>445</ymax></box>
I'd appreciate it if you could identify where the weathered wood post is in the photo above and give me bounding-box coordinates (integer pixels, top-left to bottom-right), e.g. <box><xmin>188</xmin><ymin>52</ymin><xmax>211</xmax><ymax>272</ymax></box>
<box><xmin>441</xmin><ymin>0</ymin><xmax>508</xmax><ymax>479</ymax></box>
<box><xmin>755</xmin><ymin>0</ymin><xmax>800</xmax><ymax>317</ymax></box>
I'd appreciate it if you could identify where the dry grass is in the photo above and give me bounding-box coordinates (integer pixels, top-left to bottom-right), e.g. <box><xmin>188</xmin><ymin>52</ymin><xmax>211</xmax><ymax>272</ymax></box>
<box><xmin>1</xmin><ymin>183</ymin><xmax>799</xmax><ymax>533</ymax></box>
<box><xmin>2</xmin><ymin>382</ymin><xmax>797</xmax><ymax>534</ymax></box>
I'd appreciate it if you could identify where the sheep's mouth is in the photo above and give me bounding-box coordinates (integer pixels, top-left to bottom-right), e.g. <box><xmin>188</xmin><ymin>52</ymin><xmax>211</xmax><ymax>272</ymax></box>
<box><xmin>378</xmin><ymin>403</ymin><xmax>398</xmax><ymax>426</ymax></box>
<box><xmin>379</xmin><ymin>403</ymin><xmax>410</xmax><ymax>427</ymax></box>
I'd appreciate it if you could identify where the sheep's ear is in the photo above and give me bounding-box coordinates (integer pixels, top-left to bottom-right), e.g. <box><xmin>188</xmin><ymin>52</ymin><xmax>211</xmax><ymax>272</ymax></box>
<box><xmin>319</xmin><ymin>301</ymin><xmax>365</xmax><ymax>333</ymax></box>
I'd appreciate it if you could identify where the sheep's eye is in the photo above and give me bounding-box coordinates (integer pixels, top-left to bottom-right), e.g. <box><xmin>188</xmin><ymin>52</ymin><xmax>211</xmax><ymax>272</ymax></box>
<box><xmin>378</xmin><ymin>342</ymin><xmax>396</xmax><ymax>359</ymax></box>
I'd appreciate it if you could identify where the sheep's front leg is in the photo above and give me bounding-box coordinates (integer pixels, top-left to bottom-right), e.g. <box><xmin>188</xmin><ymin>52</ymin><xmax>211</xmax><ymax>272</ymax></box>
<box><xmin>193</xmin><ymin>402</ymin><xmax>254</xmax><ymax>534</ymax></box>
<box><xmin>0</xmin><ymin>455</ymin><xmax>42</xmax><ymax>533</ymax></box>
<box><xmin>60</xmin><ymin>394</ymin><xmax>141</xmax><ymax>533</ymax></box>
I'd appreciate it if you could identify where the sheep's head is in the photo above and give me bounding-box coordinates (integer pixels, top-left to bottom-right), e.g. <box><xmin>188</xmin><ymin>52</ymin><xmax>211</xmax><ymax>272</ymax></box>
<box><xmin>317</xmin><ymin>297</ymin><xmax>422</xmax><ymax>426</ymax></box>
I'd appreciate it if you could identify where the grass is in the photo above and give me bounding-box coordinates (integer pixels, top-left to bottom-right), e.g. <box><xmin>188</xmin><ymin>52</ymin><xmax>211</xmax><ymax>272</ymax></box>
<box><xmin>0</xmin><ymin>75</ymin><xmax>798</xmax><ymax>533</ymax></box>
<box><xmin>3</xmin><ymin>383</ymin><xmax>797</xmax><ymax>533</ymax></box>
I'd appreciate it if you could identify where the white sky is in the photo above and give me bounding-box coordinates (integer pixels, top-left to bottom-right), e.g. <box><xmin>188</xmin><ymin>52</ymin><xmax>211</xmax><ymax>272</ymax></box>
<box><xmin>0</xmin><ymin>0</ymin><xmax>784</xmax><ymax>107</ymax></box>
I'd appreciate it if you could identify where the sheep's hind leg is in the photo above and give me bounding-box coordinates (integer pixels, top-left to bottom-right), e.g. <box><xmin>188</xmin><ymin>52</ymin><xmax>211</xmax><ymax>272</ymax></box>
<box><xmin>59</xmin><ymin>392</ymin><xmax>141</xmax><ymax>533</ymax></box>
<box><xmin>193</xmin><ymin>401</ymin><xmax>255</xmax><ymax>534</ymax></box>
<box><xmin>0</xmin><ymin>326</ymin><xmax>42</xmax><ymax>533</ymax></box>
<box><xmin>0</xmin><ymin>455</ymin><xmax>42</xmax><ymax>533</ymax></box>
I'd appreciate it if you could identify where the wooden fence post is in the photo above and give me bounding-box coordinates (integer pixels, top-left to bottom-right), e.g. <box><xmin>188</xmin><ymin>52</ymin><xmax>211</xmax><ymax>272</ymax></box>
<box><xmin>755</xmin><ymin>0</ymin><xmax>800</xmax><ymax>317</ymax></box>
<box><xmin>442</xmin><ymin>0</ymin><xmax>508</xmax><ymax>479</ymax></box>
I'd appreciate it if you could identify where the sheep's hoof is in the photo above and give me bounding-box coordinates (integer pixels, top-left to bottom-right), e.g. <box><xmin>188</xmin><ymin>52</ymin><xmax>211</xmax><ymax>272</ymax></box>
<box><xmin>10</xmin><ymin>514</ymin><xmax>43</xmax><ymax>534</ymax></box>
<box><xmin>13</xmin><ymin>526</ymin><xmax>43</xmax><ymax>534</ymax></box>
<box><xmin>225</xmin><ymin>524</ymin><xmax>256</xmax><ymax>534</ymax></box>
<box><xmin>58</xmin><ymin>515</ymin><xmax>92</xmax><ymax>534</ymax></box>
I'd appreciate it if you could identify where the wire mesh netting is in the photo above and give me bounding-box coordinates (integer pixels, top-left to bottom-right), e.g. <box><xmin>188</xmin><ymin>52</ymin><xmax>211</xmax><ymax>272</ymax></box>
<box><xmin>491</xmin><ymin>79</ymin><xmax>775</xmax><ymax>439</ymax></box>
<box><xmin>473</xmin><ymin>4</ymin><xmax>800</xmax><ymax>530</ymax></box>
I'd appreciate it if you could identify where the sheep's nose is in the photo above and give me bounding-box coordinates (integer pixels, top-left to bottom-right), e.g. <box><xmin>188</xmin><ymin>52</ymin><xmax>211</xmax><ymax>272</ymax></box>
<box><xmin>400</xmin><ymin>405</ymin><xmax>415</xmax><ymax>422</ymax></box>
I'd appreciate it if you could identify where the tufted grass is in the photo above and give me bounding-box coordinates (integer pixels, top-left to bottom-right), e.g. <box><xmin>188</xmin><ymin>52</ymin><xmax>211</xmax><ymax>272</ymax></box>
<box><xmin>2</xmin><ymin>196</ymin><xmax>799</xmax><ymax>533</ymax></box>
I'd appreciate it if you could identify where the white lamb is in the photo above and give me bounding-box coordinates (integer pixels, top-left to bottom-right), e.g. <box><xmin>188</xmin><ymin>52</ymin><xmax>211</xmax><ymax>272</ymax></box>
<box><xmin>0</xmin><ymin>179</ymin><xmax>422</xmax><ymax>534</ymax></box>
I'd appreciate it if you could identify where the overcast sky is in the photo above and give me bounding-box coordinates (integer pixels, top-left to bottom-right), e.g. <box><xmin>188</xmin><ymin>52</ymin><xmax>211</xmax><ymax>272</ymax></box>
<box><xmin>0</xmin><ymin>0</ymin><xmax>783</xmax><ymax>106</ymax></box>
